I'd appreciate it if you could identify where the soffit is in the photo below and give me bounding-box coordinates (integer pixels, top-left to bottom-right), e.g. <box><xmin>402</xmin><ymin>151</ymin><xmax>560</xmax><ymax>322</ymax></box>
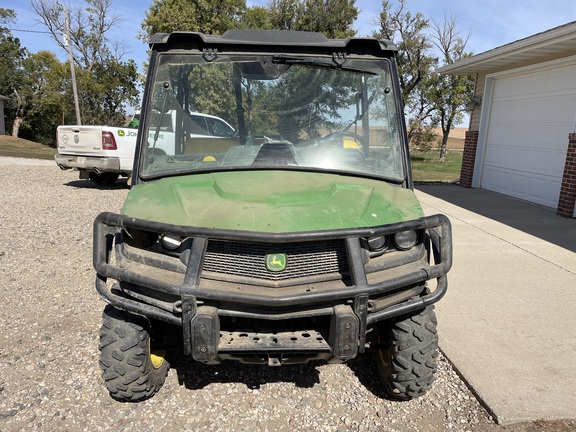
<box><xmin>438</xmin><ymin>21</ymin><xmax>576</xmax><ymax>75</ymax></box>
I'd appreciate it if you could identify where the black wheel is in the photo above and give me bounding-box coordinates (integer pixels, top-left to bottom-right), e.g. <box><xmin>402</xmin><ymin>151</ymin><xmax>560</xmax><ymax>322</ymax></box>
<box><xmin>99</xmin><ymin>305</ymin><xmax>169</xmax><ymax>402</ymax></box>
<box><xmin>89</xmin><ymin>172</ymin><xmax>119</xmax><ymax>185</ymax></box>
<box><xmin>376</xmin><ymin>305</ymin><xmax>439</xmax><ymax>400</ymax></box>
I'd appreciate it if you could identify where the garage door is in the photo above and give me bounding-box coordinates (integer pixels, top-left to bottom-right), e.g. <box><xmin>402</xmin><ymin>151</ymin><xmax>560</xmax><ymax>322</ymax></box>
<box><xmin>481</xmin><ymin>63</ymin><xmax>576</xmax><ymax>208</ymax></box>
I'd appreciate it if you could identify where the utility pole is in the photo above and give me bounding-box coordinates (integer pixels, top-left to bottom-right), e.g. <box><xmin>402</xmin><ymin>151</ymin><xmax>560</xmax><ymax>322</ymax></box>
<box><xmin>65</xmin><ymin>9</ymin><xmax>81</xmax><ymax>125</ymax></box>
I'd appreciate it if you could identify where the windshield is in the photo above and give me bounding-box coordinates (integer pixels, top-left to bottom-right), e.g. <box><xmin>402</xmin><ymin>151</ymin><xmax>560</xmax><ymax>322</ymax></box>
<box><xmin>141</xmin><ymin>53</ymin><xmax>406</xmax><ymax>182</ymax></box>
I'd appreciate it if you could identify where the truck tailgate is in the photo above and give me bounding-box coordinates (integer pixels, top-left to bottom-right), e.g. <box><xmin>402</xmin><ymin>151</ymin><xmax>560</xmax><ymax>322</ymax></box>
<box><xmin>57</xmin><ymin>126</ymin><xmax>104</xmax><ymax>156</ymax></box>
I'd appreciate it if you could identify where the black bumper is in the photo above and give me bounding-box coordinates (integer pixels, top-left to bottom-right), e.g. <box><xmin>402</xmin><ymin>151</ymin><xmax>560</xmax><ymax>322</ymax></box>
<box><xmin>93</xmin><ymin>212</ymin><xmax>452</xmax><ymax>361</ymax></box>
<box><xmin>94</xmin><ymin>212</ymin><xmax>452</xmax><ymax>323</ymax></box>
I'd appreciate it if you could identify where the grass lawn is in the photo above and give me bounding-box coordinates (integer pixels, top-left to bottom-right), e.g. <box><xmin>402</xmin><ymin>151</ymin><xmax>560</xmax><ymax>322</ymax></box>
<box><xmin>410</xmin><ymin>150</ymin><xmax>462</xmax><ymax>183</ymax></box>
<box><xmin>0</xmin><ymin>135</ymin><xmax>57</xmax><ymax>160</ymax></box>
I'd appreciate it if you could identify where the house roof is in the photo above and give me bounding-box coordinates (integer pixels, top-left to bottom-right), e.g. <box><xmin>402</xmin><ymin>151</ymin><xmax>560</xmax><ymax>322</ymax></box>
<box><xmin>438</xmin><ymin>21</ymin><xmax>576</xmax><ymax>75</ymax></box>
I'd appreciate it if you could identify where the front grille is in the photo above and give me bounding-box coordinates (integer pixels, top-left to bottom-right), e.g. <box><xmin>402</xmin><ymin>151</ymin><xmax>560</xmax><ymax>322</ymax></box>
<box><xmin>203</xmin><ymin>239</ymin><xmax>349</xmax><ymax>281</ymax></box>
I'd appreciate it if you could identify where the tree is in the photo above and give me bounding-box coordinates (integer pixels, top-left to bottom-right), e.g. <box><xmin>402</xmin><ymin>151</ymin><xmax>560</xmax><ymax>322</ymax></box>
<box><xmin>374</xmin><ymin>1</ymin><xmax>474</xmax><ymax>158</ymax></box>
<box><xmin>0</xmin><ymin>9</ymin><xmax>27</xmax><ymax>135</ymax></box>
<box><xmin>429</xmin><ymin>15</ymin><xmax>474</xmax><ymax>161</ymax></box>
<box><xmin>0</xmin><ymin>9</ymin><xmax>23</xmax><ymax>92</ymax></box>
<box><xmin>298</xmin><ymin>0</ymin><xmax>358</xmax><ymax>38</ymax></box>
<box><xmin>72</xmin><ymin>57</ymin><xmax>139</xmax><ymax>126</ymax></box>
<box><xmin>239</xmin><ymin>6</ymin><xmax>274</xmax><ymax>30</ymax></box>
<box><xmin>31</xmin><ymin>0</ymin><xmax>139</xmax><ymax>125</ymax></box>
<box><xmin>373</xmin><ymin>0</ymin><xmax>437</xmax><ymax>146</ymax></box>
<box><xmin>16</xmin><ymin>51</ymin><xmax>71</xmax><ymax>145</ymax></box>
<box><xmin>140</xmin><ymin>0</ymin><xmax>247</xmax><ymax>37</ymax></box>
<box><xmin>268</xmin><ymin>0</ymin><xmax>301</xmax><ymax>31</ymax></box>
<box><xmin>269</xmin><ymin>0</ymin><xmax>358</xmax><ymax>38</ymax></box>
<box><xmin>31</xmin><ymin>0</ymin><xmax>125</xmax><ymax>71</ymax></box>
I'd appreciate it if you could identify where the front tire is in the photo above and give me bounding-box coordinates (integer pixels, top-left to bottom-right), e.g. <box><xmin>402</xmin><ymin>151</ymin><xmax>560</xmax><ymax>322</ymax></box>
<box><xmin>98</xmin><ymin>305</ymin><xmax>169</xmax><ymax>402</ymax></box>
<box><xmin>376</xmin><ymin>305</ymin><xmax>439</xmax><ymax>400</ymax></box>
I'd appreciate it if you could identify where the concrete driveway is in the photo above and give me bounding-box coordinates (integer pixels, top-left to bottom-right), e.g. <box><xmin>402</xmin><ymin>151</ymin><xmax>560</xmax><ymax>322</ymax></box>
<box><xmin>415</xmin><ymin>185</ymin><xmax>576</xmax><ymax>426</ymax></box>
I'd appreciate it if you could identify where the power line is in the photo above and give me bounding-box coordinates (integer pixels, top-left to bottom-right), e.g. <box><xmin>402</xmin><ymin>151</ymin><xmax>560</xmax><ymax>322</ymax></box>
<box><xmin>7</xmin><ymin>27</ymin><xmax>51</xmax><ymax>34</ymax></box>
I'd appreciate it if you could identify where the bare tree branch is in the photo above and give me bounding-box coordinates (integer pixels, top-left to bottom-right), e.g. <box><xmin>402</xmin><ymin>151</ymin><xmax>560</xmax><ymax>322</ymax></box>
<box><xmin>29</xmin><ymin>0</ymin><xmax>125</xmax><ymax>70</ymax></box>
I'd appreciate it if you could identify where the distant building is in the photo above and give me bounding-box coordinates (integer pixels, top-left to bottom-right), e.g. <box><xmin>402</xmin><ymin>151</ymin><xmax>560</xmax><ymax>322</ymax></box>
<box><xmin>0</xmin><ymin>95</ymin><xmax>9</xmax><ymax>135</ymax></box>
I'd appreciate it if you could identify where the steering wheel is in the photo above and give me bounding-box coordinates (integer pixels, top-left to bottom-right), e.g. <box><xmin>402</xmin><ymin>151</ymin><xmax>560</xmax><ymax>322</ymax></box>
<box><xmin>322</xmin><ymin>131</ymin><xmax>365</xmax><ymax>150</ymax></box>
<box><xmin>319</xmin><ymin>131</ymin><xmax>366</xmax><ymax>166</ymax></box>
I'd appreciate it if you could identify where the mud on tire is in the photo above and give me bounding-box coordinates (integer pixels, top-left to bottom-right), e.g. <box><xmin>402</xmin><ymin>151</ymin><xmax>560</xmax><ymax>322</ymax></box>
<box><xmin>99</xmin><ymin>305</ymin><xmax>169</xmax><ymax>402</ymax></box>
<box><xmin>376</xmin><ymin>304</ymin><xmax>439</xmax><ymax>400</ymax></box>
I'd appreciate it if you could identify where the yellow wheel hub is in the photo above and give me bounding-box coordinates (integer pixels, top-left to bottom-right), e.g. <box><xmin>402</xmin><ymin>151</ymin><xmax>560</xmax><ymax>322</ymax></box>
<box><xmin>376</xmin><ymin>348</ymin><xmax>390</xmax><ymax>368</ymax></box>
<box><xmin>148</xmin><ymin>339</ymin><xmax>166</xmax><ymax>369</ymax></box>
<box><xmin>150</xmin><ymin>350</ymin><xmax>166</xmax><ymax>369</ymax></box>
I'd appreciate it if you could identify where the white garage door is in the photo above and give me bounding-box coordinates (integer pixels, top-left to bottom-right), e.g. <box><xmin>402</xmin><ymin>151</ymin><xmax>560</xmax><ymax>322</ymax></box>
<box><xmin>481</xmin><ymin>63</ymin><xmax>576</xmax><ymax>208</ymax></box>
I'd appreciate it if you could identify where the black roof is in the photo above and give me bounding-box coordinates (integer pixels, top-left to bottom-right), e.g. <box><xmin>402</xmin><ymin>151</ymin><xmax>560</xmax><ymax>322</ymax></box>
<box><xmin>149</xmin><ymin>30</ymin><xmax>397</xmax><ymax>55</ymax></box>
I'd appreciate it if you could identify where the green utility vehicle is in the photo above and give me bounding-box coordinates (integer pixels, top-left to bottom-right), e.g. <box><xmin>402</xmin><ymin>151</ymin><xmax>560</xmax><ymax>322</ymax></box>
<box><xmin>93</xmin><ymin>30</ymin><xmax>452</xmax><ymax>402</ymax></box>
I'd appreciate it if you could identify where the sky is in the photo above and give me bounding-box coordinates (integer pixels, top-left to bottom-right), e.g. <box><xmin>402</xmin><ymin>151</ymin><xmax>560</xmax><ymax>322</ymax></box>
<box><xmin>4</xmin><ymin>0</ymin><xmax>576</xmax><ymax>79</ymax></box>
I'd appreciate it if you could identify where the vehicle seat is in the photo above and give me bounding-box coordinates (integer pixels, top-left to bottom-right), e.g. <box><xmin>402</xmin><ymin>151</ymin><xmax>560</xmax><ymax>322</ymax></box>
<box><xmin>252</xmin><ymin>143</ymin><xmax>297</xmax><ymax>166</ymax></box>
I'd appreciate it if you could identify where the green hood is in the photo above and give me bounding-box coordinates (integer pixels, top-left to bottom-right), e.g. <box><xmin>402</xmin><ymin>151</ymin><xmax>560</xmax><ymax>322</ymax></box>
<box><xmin>122</xmin><ymin>171</ymin><xmax>424</xmax><ymax>232</ymax></box>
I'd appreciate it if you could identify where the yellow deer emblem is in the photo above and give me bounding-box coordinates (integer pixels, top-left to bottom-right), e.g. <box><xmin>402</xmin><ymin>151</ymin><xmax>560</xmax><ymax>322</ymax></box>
<box><xmin>266</xmin><ymin>253</ymin><xmax>287</xmax><ymax>272</ymax></box>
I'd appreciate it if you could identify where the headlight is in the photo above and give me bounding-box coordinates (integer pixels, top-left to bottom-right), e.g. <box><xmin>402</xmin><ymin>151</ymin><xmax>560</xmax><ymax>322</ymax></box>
<box><xmin>393</xmin><ymin>230</ymin><xmax>418</xmax><ymax>250</ymax></box>
<box><xmin>161</xmin><ymin>234</ymin><xmax>182</xmax><ymax>250</ymax></box>
<box><xmin>366</xmin><ymin>235</ymin><xmax>388</xmax><ymax>252</ymax></box>
<box><xmin>124</xmin><ymin>228</ymin><xmax>158</xmax><ymax>248</ymax></box>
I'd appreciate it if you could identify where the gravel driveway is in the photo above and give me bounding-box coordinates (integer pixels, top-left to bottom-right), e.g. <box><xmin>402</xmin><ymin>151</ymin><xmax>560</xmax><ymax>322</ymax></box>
<box><xmin>0</xmin><ymin>157</ymin><xmax>571</xmax><ymax>432</ymax></box>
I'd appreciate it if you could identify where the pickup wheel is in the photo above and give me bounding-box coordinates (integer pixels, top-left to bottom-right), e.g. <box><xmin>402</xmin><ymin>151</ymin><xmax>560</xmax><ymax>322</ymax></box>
<box><xmin>89</xmin><ymin>172</ymin><xmax>119</xmax><ymax>185</ymax></box>
<box><xmin>376</xmin><ymin>305</ymin><xmax>438</xmax><ymax>400</ymax></box>
<box><xmin>98</xmin><ymin>305</ymin><xmax>169</xmax><ymax>402</ymax></box>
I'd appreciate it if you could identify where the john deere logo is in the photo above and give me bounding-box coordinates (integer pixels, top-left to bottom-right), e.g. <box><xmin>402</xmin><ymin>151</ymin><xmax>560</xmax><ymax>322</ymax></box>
<box><xmin>266</xmin><ymin>253</ymin><xmax>287</xmax><ymax>272</ymax></box>
<box><xmin>118</xmin><ymin>129</ymin><xmax>125</xmax><ymax>137</ymax></box>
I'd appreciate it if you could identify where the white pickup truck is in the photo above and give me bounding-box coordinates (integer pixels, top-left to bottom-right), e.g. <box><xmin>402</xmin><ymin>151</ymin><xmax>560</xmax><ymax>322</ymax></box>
<box><xmin>55</xmin><ymin>125</ymin><xmax>138</xmax><ymax>185</ymax></box>
<box><xmin>55</xmin><ymin>112</ymin><xmax>236</xmax><ymax>185</ymax></box>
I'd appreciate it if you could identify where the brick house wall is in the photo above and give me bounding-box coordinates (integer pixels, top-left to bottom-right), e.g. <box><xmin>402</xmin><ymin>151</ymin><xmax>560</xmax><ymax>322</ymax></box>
<box><xmin>556</xmin><ymin>133</ymin><xmax>576</xmax><ymax>217</ymax></box>
<box><xmin>459</xmin><ymin>131</ymin><xmax>479</xmax><ymax>188</ymax></box>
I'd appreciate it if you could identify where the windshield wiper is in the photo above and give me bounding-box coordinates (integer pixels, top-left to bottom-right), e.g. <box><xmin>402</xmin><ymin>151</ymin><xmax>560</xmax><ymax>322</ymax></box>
<box><xmin>272</xmin><ymin>54</ymin><xmax>375</xmax><ymax>74</ymax></box>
